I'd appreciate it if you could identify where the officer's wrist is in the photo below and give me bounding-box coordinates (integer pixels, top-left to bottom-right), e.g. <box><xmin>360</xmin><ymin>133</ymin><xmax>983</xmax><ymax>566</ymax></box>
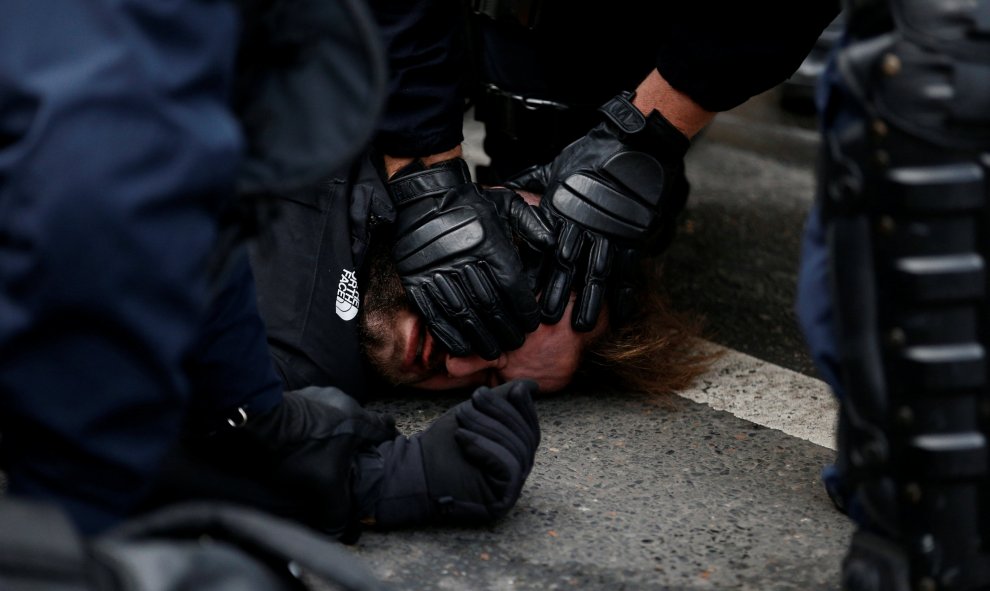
<box><xmin>384</xmin><ymin>146</ymin><xmax>464</xmax><ymax>179</ymax></box>
<box><xmin>632</xmin><ymin>69</ymin><xmax>714</xmax><ymax>139</ymax></box>
<box><xmin>386</xmin><ymin>157</ymin><xmax>473</xmax><ymax>205</ymax></box>
<box><xmin>601</xmin><ymin>92</ymin><xmax>691</xmax><ymax>160</ymax></box>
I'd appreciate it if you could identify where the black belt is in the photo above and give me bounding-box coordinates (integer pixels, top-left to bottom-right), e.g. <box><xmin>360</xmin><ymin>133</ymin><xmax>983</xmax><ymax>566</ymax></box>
<box><xmin>475</xmin><ymin>83</ymin><xmax>598</xmax><ymax>145</ymax></box>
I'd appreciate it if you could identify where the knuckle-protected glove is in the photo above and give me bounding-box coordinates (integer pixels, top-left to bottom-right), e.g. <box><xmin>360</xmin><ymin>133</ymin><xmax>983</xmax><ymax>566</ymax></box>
<box><xmin>170</xmin><ymin>387</ymin><xmax>398</xmax><ymax>541</ymax></box>
<box><xmin>506</xmin><ymin>91</ymin><xmax>691</xmax><ymax>331</ymax></box>
<box><xmin>366</xmin><ymin>379</ymin><xmax>541</xmax><ymax>528</ymax></box>
<box><xmin>388</xmin><ymin>157</ymin><xmax>554</xmax><ymax>360</ymax></box>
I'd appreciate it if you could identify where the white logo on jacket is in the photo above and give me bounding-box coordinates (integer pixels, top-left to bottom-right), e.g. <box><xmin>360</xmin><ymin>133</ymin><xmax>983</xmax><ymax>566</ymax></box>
<box><xmin>335</xmin><ymin>268</ymin><xmax>360</xmax><ymax>321</ymax></box>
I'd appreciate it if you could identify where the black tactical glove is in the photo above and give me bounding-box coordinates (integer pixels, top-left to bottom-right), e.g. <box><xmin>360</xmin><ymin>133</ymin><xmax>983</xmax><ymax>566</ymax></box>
<box><xmin>173</xmin><ymin>387</ymin><xmax>398</xmax><ymax>541</ymax></box>
<box><xmin>366</xmin><ymin>379</ymin><xmax>541</xmax><ymax>528</ymax></box>
<box><xmin>507</xmin><ymin>91</ymin><xmax>691</xmax><ymax>330</ymax></box>
<box><xmin>388</xmin><ymin>157</ymin><xmax>554</xmax><ymax>360</ymax></box>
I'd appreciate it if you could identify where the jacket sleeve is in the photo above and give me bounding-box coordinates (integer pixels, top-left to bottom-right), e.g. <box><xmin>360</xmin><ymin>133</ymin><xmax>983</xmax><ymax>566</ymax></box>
<box><xmin>656</xmin><ymin>0</ymin><xmax>842</xmax><ymax>112</ymax></box>
<box><xmin>366</xmin><ymin>0</ymin><xmax>468</xmax><ymax>156</ymax></box>
<box><xmin>0</xmin><ymin>0</ymin><xmax>244</xmax><ymax>537</ymax></box>
<box><xmin>184</xmin><ymin>254</ymin><xmax>285</xmax><ymax>432</ymax></box>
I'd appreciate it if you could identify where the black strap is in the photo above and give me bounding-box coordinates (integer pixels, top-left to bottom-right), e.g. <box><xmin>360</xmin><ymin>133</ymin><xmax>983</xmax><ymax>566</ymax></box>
<box><xmin>598</xmin><ymin>91</ymin><xmax>646</xmax><ymax>134</ymax></box>
<box><xmin>388</xmin><ymin>158</ymin><xmax>471</xmax><ymax>205</ymax></box>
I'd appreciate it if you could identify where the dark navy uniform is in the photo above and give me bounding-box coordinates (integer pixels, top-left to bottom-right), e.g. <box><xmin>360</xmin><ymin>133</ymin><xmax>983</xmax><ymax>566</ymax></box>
<box><xmin>0</xmin><ymin>0</ymin><xmax>385</xmax><ymax>535</ymax></box>
<box><xmin>0</xmin><ymin>0</ymin><xmax>262</xmax><ymax>535</ymax></box>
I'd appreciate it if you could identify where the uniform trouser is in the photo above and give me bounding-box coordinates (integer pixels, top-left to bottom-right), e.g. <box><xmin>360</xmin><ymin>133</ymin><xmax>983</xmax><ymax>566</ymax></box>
<box><xmin>795</xmin><ymin>48</ymin><xmax>856</xmax><ymax>518</ymax></box>
<box><xmin>469</xmin><ymin>16</ymin><xmax>648</xmax><ymax>182</ymax></box>
<box><xmin>797</xmin><ymin>203</ymin><xmax>865</xmax><ymax>521</ymax></box>
<box><xmin>0</xmin><ymin>0</ymin><xmax>282</xmax><ymax>535</ymax></box>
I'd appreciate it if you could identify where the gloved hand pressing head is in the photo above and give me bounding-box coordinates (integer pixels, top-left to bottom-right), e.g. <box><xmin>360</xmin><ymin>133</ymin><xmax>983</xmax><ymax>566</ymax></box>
<box><xmin>387</xmin><ymin>157</ymin><xmax>554</xmax><ymax>360</ymax></box>
<box><xmin>363</xmin><ymin>379</ymin><xmax>541</xmax><ymax>528</ymax></box>
<box><xmin>507</xmin><ymin>91</ymin><xmax>691</xmax><ymax>330</ymax></box>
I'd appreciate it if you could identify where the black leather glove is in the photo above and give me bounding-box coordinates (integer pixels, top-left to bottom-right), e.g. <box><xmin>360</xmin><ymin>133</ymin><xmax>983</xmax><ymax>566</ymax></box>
<box><xmin>174</xmin><ymin>387</ymin><xmax>398</xmax><ymax>541</ymax></box>
<box><xmin>388</xmin><ymin>157</ymin><xmax>554</xmax><ymax>360</ymax></box>
<box><xmin>367</xmin><ymin>379</ymin><xmax>541</xmax><ymax>528</ymax></box>
<box><xmin>507</xmin><ymin>91</ymin><xmax>691</xmax><ymax>330</ymax></box>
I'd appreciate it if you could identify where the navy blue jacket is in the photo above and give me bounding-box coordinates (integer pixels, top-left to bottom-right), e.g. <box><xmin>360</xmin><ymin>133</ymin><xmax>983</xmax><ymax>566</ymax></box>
<box><xmin>0</xmin><ymin>0</ymin><xmax>385</xmax><ymax>535</ymax></box>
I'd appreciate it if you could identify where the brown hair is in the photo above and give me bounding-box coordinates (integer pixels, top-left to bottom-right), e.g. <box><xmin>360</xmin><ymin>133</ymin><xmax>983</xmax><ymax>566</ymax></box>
<box><xmin>574</xmin><ymin>259</ymin><xmax>721</xmax><ymax>405</ymax></box>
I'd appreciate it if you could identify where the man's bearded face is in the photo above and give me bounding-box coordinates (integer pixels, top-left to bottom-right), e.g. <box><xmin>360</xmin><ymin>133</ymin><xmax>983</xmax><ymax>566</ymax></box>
<box><xmin>357</xmin><ymin>241</ymin><xmax>607</xmax><ymax>393</ymax></box>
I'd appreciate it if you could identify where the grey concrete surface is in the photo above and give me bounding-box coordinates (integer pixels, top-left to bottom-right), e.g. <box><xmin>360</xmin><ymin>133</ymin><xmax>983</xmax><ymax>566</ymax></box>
<box><xmin>355</xmin><ymin>382</ymin><xmax>849</xmax><ymax>590</ymax></box>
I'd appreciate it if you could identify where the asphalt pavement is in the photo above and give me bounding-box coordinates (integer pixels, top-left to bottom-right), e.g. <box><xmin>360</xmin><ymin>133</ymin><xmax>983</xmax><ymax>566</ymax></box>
<box><xmin>348</xmin><ymin>88</ymin><xmax>855</xmax><ymax>590</ymax></box>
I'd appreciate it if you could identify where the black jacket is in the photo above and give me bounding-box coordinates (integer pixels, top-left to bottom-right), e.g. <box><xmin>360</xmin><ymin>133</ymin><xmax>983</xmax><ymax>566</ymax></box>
<box><xmin>249</xmin><ymin>153</ymin><xmax>395</xmax><ymax>399</ymax></box>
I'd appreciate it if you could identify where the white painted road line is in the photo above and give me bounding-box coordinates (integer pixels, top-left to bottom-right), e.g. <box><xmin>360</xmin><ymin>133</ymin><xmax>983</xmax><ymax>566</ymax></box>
<box><xmin>679</xmin><ymin>340</ymin><xmax>838</xmax><ymax>450</ymax></box>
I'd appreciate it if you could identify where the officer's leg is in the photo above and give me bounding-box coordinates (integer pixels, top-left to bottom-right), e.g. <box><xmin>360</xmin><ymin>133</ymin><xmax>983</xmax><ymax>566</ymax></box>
<box><xmin>143</xmin><ymin>254</ymin><xmax>297</xmax><ymax>524</ymax></box>
<box><xmin>466</xmin><ymin>6</ymin><xmax>599</xmax><ymax>182</ymax></box>
<box><xmin>816</xmin><ymin>1</ymin><xmax>990</xmax><ymax>588</ymax></box>
<box><xmin>0</xmin><ymin>0</ymin><xmax>243</xmax><ymax>534</ymax></box>
<box><xmin>182</xmin><ymin>253</ymin><xmax>285</xmax><ymax>431</ymax></box>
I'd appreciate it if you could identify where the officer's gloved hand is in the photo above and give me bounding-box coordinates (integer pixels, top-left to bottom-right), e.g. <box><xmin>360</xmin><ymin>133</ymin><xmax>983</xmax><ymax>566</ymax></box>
<box><xmin>506</xmin><ymin>91</ymin><xmax>691</xmax><ymax>330</ymax></box>
<box><xmin>227</xmin><ymin>387</ymin><xmax>398</xmax><ymax>537</ymax></box>
<box><xmin>367</xmin><ymin>379</ymin><xmax>541</xmax><ymax>528</ymax></box>
<box><xmin>387</xmin><ymin>157</ymin><xmax>554</xmax><ymax>360</ymax></box>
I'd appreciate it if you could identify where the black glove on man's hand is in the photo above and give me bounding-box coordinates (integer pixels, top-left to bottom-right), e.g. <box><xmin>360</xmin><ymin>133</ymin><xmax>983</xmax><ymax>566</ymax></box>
<box><xmin>507</xmin><ymin>91</ymin><xmax>691</xmax><ymax>330</ymax></box>
<box><xmin>388</xmin><ymin>157</ymin><xmax>554</xmax><ymax>360</ymax></box>
<box><xmin>368</xmin><ymin>379</ymin><xmax>541</xmax><ymax>528</ymax></box>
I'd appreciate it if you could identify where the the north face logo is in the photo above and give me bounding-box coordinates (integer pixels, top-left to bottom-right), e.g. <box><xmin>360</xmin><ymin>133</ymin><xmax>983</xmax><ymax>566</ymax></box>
<box><xmin>335</xmin><ymin>268</ymin><xmax>359</xmax><ymax>321</ymax></box>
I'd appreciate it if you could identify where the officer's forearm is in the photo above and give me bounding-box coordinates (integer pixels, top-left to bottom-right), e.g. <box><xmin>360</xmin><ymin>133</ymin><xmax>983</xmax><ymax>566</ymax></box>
<box><xmin>632</xmin><ymin>69</ymin><xmax>716</xmax><ymax>140</ymax></box>
<box><xmin>383</xmin><ymin>145</ymin><xmax>463</xmax><ymax>179</ymax></box>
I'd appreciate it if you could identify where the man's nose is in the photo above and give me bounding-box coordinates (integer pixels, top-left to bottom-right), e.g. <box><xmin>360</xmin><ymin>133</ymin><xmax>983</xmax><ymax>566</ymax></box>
<box><xmin>445</xmin><ymin>352</ymin><xmax>507</xmax><ymax>377</ymax></box>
